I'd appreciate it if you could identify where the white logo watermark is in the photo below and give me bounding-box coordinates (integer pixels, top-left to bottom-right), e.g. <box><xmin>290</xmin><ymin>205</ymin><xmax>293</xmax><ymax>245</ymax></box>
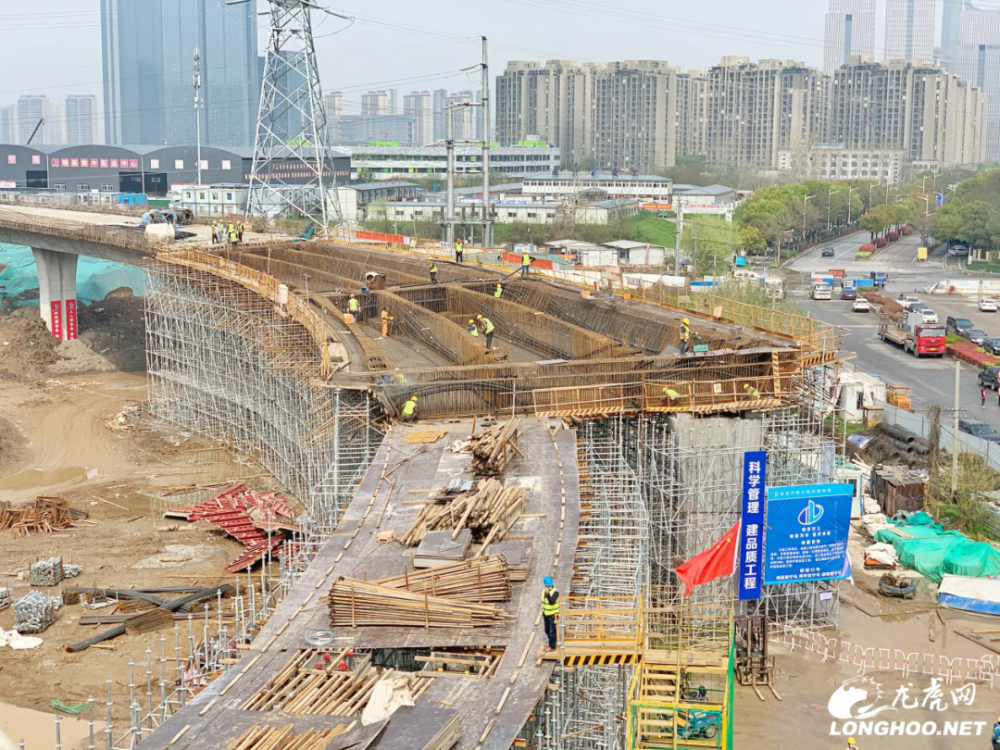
<box><xmin>827</xmin><ymin>675</ymin><xmax>988</xmax><ymax>738</ymax></box>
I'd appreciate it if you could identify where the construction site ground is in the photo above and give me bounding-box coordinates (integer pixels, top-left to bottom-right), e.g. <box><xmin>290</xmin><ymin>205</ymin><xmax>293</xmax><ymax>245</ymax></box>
<box><xmin>0</xmin><ymin>344</ymin><xmax>276</xmax><ymax>744</ymax></box>
<box><xmin>144</xmin><ymin>418</ymin><xmax>580</xmax><ymax>750</ymax></box>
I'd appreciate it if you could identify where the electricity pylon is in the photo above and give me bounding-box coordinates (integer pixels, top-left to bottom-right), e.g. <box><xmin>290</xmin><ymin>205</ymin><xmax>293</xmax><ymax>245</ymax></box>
<box><xmin>233</xmin><ymin>0</ymin><xmax>341</xmax><ymax>228</ymax></box>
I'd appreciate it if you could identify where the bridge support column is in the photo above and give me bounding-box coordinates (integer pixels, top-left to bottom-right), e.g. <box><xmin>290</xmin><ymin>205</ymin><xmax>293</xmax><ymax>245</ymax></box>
<box><xmin>32</xmin><ymin>248</ymin><xmax>79</xmax><ymax>340</ymax></box>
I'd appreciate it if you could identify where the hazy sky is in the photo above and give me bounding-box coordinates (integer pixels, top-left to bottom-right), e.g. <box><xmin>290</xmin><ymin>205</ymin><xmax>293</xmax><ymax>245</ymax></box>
<box><xmin>0</xmin><ymin>0</ymin><xmax>939</xmax><ymax>114</ymax></box>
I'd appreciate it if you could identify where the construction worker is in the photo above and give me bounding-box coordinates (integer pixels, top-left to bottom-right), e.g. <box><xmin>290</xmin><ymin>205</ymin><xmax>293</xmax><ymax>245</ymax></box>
<box><xmin>846</xmin><ymin>739</ymin><xmax>857</xmax><ymax>750</ymax></box>
<box><xmin>228</xmin><ymin>221</ymin><xmax>238</xmax><ymax>246</ymax></box>
<box><xmin>992</xmin><ymin>717</ymin><xmax>1000</xmax><ymax>750</ymax></box>
<box><xmin>743</xmin><ymin>383</ymin><xmax>762</xmax><ymax>400</ymax></box>
<box><xmin>210</xmin><ymin>220</ymin><xmax>218</xmax><ymax>245</ymax></box>
<box><xmin>380</xmin><ymin>308</ymin><xmax>393</xmax><ymax>339</ymax></box>
<box><xmin>401</xmin><ymin>395</ymin><xmax>418</xmax><ymax>423</ymax></box>
<box><xmin>429</xmin><ymin>261</ymin><xmax>438</xmax><ymax>285</ymax></box>
<box><xmin>494</xmin><ymin>282</ymin><xmax>503</xmax><ymax>299</ymax></box>
<box><xmin>347</xmin><ymin>294</ymin><xmax>360</xmax><ymax>317</ymax></box>
<box><xmin>541</xmin><ymin>575</ymin><xmax>560</xmax><ymax>651</ymax></box>
<box><xmin>679</xmin><ymin>318</ymin><xmax>691</xmax><ymax>354</ymax></box>
<box><xmin>661</xmin><ymin>385</ymin><xmax>681</xmax><ymax>405</ymax></box>
<box><xmin>477</xmin><ymin>314</ymin><xmax>495</xmax><ymax>350</ymax></box>
<box><xmin>520</xmin><ymin>248</ymin><xmax>532</xmax><ymax>279</ymax></box>
<box><xmin>238</xmin><ymin>221</ymin><xmax>246</xmax><ymax>243</ymax></box>
<box><xmin>467</xmin><ymin>319</ymin><xmax>479</xmax><ymax>338</ymax></box>
<box><xmin>455</xmin><ymin>237</ymin><xmax>464</xmax><ymax>263</ymax></box>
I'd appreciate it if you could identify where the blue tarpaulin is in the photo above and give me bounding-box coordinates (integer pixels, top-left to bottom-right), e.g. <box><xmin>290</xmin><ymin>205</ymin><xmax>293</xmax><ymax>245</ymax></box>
<box><xmin>0</xmin><ymin>244</ymin><xmax>145</xmax><ymax>305</ymax></box>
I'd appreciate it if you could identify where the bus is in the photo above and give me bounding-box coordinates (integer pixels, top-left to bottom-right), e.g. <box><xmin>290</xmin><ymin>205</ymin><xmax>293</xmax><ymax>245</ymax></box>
<box><xmin>810</xmin><ymin>283</ymin><xmax>832</xmax><ymax>300</ymax></box>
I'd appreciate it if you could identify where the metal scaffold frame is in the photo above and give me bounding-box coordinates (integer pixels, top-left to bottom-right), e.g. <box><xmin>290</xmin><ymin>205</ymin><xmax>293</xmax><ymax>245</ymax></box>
<box><xmin>145</xmin><ymin>262</ymin><xmax>382</xmax><ymax>536</ymax></box>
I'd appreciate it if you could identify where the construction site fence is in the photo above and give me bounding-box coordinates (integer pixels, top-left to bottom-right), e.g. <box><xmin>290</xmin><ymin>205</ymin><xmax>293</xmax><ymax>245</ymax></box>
<box><xmin>158</xmin><ymin>248</ymin><xmax>335</xmax><ymax>378</ymax></box>
<box><xmin>0</xmin><ymin>205</ymin><xmax>160</xmax><ymax>254</ymax></box>
<box><xmin>774</xmin><ymin>623</ymin><xmax>1000</xmax><ymax>688</ymax></box>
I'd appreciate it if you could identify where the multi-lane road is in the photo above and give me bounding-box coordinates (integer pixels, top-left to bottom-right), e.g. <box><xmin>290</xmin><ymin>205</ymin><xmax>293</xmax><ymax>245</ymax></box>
<box><xmin>786</xmin><ymin>232</ymin><xmax>1000</xmax><ymax>432</ymax></box>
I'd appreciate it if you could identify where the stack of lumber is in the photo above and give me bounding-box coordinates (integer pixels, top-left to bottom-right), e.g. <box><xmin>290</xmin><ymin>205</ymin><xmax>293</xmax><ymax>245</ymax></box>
<box><xmin>374</xmin><ymin>556</ymin><xmax>511</xmax><ymax>603</ymax></box>
<box><xmin>416</xmin><ymin>649</ymin><xmax>502</xmax><ymax>677</ymax></box>
<box><xmin>401</xmin><ymin>479</ymin><xmax>527</xmax><ymax>547</ymax></box>
<box><xmin>485</xmin><ymin>540</ymin><xmax>532</xmax><ymax>582</ymax></box>
<box><xmin>469</xmin><ymin>419</ymin><xmax>521</xmax><ymax>475</ymax></box>
<box><xmin>228</xmin><ymin>724</ymin><xmax>351</xmax><ymax>750</ymax></box>
<box><xmin>328</xmin><ymin>578</ymin><xmax>511</xmax><ymax>629</ymax></box>
<box><xmin>422</xmin><ymin>712</ymin><xmax>462</xmax><ymax>750</ymax></box>
<box><xmin>242</xmin><ymin>650</ymin><xmax>433</xmax><ymax>716</ymax></box>
<box><xmin>0</xmin><ymin>497</ymin><xmax>85</xmax><ymax>536</ymax></box>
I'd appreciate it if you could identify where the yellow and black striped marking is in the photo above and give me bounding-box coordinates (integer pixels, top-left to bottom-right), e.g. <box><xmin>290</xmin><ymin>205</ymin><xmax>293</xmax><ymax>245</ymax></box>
<box><xmin>562</xmin><ymin>652</ymin><xmax>638</xmax><ymax>666</ymax></box>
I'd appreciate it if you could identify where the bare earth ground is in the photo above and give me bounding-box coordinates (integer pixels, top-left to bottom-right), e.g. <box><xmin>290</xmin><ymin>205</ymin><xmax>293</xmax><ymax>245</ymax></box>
<box><xmin>0</xmin><ymin>305</ymin><xmax>275</xmax><ymax>748</ymax></box>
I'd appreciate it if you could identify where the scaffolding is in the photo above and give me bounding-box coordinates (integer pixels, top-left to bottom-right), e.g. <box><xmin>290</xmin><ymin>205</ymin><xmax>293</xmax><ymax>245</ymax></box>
<box><xmin>145</xmin><ymin>262</ymin><xmax>382</xmax><ymax>536</ymax></box>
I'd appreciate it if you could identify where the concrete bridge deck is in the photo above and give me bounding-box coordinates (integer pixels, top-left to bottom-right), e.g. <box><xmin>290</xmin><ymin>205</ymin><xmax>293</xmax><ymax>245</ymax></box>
<box><xmin>142</xmin><ymin>418</ymin><xmax>580</xmax><ymax>750</ymax></box>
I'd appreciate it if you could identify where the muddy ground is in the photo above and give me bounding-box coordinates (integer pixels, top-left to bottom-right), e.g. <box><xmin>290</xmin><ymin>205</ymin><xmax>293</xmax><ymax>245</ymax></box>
<box><xmin>0</xmin><ymin>301</ymin><xmax>278</xmax><ymax>747</ymax></box>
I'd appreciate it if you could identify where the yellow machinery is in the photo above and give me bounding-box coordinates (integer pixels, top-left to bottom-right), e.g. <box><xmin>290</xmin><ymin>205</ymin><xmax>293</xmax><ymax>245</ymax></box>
<box><xmin>554</xmin><ymin>589</ymin><xmax>735</xmax><ymax>750</ymax></box>
<box><xmin>886</xmin><ymin>385</ymin><xmax>912</xmax><ymax>412</ymax></box>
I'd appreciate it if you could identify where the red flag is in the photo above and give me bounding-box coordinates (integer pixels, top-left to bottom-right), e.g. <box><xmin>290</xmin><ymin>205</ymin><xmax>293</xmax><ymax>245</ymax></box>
<box><xmin>674</xmin><ymin>522</ymin><xmax>741</xmax><ymax>596</ymax></box>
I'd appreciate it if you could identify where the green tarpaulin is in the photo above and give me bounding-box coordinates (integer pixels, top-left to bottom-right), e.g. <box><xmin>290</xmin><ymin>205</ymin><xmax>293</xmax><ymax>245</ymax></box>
<box><xmin>873</xmin><ymin>512</ymin><xmax>1000</xmax><ymax>582</ymax></box>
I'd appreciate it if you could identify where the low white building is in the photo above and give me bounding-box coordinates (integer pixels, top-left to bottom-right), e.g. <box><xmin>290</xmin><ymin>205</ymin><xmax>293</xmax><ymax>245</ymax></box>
<box><xmin>333</xmin><ymin>181</ymin><xmax>419</xmax><ymax>223</ymax></box>
<box><xmin>776</xmin><ymin>147</ymin><xmax>905</xmax><ymax>185</ymax></box>
<box><xmin>522</xmin><ymin>174</ymin><xmax>672</xmax><ymax>202</ymax></box>
<box><xmin>348</xmin><ymin>144</ymin><xmax>560</xmax><ymax>180</ymax></box>
<box><xmin>176</xmin><ymin>184</ymin><xmax>248</xmax><ymax>218</ymax></box>
<box><xmin>381</xmin><ymin>198</ymin><xmax>637</xmax><ymax>226</ymax></box>
<box><xmin>671</xmin><ymin>184</ymin><xmax>739</xmax><ymax>209</ymax></box>
<box><xmin>602</xmin><ymin>240</ymin><xmax>667</xmax><ymax>266</ymax></box>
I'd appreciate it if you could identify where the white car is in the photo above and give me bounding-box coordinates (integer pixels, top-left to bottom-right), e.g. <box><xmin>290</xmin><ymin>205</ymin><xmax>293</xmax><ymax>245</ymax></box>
<box><xmin>920</xmin><ymin>309</ymin><xmax>938</xmax><ymax>324</ymax></box>
<box><xmin>898</xmin><ymin>295</ymin><xmax>920</xmax><ymax>310</ymax></box>
<box><xmin>980</xmin><ymin>299</ymin><xmax>998</xmax><ymax>312</ymax></box>
<box><xmin>852</xmin><ymin>298</ymin><xmax>871</xmax><ymax>313</ymax></box>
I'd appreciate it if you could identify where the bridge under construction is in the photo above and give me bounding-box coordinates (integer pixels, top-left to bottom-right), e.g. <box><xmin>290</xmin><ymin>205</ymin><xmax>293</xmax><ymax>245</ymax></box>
<box><xmin>0</xmin><ymin>206</ymin><xmax>842</xmax><ymax>750</ymax></box>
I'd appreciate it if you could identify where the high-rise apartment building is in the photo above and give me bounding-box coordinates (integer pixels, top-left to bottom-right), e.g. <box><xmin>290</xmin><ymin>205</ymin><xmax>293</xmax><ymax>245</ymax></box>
<box><xmin>942</xmin><ymin>0</ymin><xmax>975</xmax><ymax>71</ymax></box>
<box><xmin>403</xmin><ymin>91</ymin><xmax>434</xmax><ymax>146</ymax></box>
<box><xmin>432</xmin><ymin>89</ymin><xmax>448</xmax><ymax>142</ymax></box>
<box><xmin>884</xmin><ymin>0</ymin><xmax>935</xmax><ymax>64</ymax></box>
<box><xmin>0</xmin><ymin>106</ymin><xmax>16</xmax><ymax>144</ymax></box>
<box><xmin>445</xmin><ymin>91</ymin><xmax>483</xmax><ymax>142</ymax></box>
<box><xmin>823</xmin><ymin>0</ymin><xmax>876</xmax><ymax>74</ymax></box>
<box><xmin>827</xmin><ymin>59</ymin><xmax>986</xmax><ymax>165</ymax></box>
<box><xmin>65</xmin><ymin>95</ymin><xmax>97</xmax><ymax>145</ymax></box>
<box><xmin>101</xmin><ymin>0</ymin><xmax>258</xmax><ymax>147</ymax></box>
<box><xmin>361</xmin><ymin>91</ymin><xmax>392</xmax><ymax>118</ymax></box>
<box><xmin>958</xmin><ymin>8</ymin><xmax>1000</xmax><ymax>160</ymax></box>
<box><xmin>496</xmin><ymin>60</ymin><xmax>677</xmax><ymax>172</ymax></box>
<box><xmin>676</xmin><ymin>71</ymin><xmax>709</xmax><ymax>158</ymax></box>
<box><xmin>324</xmin><ymin>91</ymin><xmax>344</xmax><ymax>143</ymax></box>
<box><xmin>16</xmin><ymin>95</ymin><xmax>63</xmax><ymax>145</ymax></box>
<box><xmin>706</xmin><ymin>58</ymin><xmax>829</xmax><ymax>170</ymax></box>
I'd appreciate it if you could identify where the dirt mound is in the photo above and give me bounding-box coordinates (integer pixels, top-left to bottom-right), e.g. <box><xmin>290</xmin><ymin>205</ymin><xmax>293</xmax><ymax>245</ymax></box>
<box><xmin>0</xmin><ymin>310</ymin><xmax>60</xmax><ymax>380</ymax></box>
<box><xmin>77</xmin><ymin>295</ymin><xmax>146</xmax><ymax>372</ymax></box>
<box><xmin>0</xmin><ymin>414</ymin><xmax>26</xmax><ymax>475</ymax></box>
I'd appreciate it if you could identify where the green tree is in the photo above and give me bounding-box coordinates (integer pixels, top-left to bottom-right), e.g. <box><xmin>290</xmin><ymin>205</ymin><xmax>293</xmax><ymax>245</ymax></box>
<box><xmin>737</xmin><ymin>225</ymin><xmax>766</xmax><ymax>253</ymax></box>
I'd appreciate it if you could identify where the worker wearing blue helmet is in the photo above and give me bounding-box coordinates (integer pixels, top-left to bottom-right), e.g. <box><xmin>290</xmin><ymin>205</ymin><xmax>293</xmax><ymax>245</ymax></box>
<box><xmin>541</xmin><ymin>575</ymin><xmax>560</xmax><ymax>651</ymax></box>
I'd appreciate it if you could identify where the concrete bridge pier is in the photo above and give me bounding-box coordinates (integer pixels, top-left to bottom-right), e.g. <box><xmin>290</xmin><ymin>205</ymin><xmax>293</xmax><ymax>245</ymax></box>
<box><xmin>32</xmin><ymin>248</ymin><xmax>78</xmax><ymax>340</ymax></box>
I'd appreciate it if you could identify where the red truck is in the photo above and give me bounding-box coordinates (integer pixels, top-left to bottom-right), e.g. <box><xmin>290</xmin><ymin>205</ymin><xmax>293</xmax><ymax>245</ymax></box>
<box><xmin>878</xmin><ymin>315</ymin><xmax>945</xmax><ymax>357</ymax></box>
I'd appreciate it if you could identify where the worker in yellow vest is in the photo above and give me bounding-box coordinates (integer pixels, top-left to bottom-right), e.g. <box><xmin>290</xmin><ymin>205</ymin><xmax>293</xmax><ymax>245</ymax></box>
<box><xmin>228</xmin><ymin>222</ymin><xmax>238</xmax><ymax>245</ymax></box>
<box><xmin>541</xmin><ymin>575</ymin><xmax>560</xmax><ymax>651</ymax></box>
<box><xmin>520</xmin><ymin>249</ymin><xmax>532</xmax><ymax>279</ymax></box>
<box><xmin>455</xmin><ymin>237</ymin><xmax>464</xmax><ymax>263</ymax></box>
<box><xmin>477</xmin><ymin>314</ymin><xmax>495</xmax><ymax>349</ymax></box>
<box><xmin>494</xmin><ymin>282</ymin><xmax>503</xmax><ymax>299</ymax></box>
<box><xmin>679</xmin><ymin>318</ymin><xmax>691</xmax><ymax>354</ymax></box>
<box><xmin>347</xmin><ymin>294</ymin><xmax>360</xmax><ymax>317</ymax></box>
<box><xmin>380</xmin><ymin>308</ymin><xmax>393</xmax><ymax>339</ymax></box>
<box><xmin>429</xmin><ymin>261</ymin><xmax>438</xmax><ymax>285</ymax></box>
<box><xmin>211</xmin><ymin>220</ymin><xmax>218</xmax><ymax>245</ymax></box>
<box><xmin>743</xmin><ymin>383</ymin><xmax>762</xmax><ymax>400</ymax></box>
<box><xmin>467</xmin><ymin>319</ymin><xmax>479</xmax><ymax>338</ymax></box>
<box><xmin>401</xmin><ymin>396</ymin><xmax>418</xmax><ymax>423</ymax></box>
<box><xmin>661</xmin><ymin>385</ymin><xmax>681</xmax><ymax>405</ymax></box>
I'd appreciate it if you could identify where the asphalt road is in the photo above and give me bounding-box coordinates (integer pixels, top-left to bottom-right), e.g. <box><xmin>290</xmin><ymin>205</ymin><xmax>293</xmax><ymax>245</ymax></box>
<box><xmin>785</xmin><ymin>229</ymin><xmax>943</xmax><ymax>280</ymax></box>
<box><xmin>798</xmin><ymin>281</ymin><xmax>1000</xmax><ymax>434</ymax></box>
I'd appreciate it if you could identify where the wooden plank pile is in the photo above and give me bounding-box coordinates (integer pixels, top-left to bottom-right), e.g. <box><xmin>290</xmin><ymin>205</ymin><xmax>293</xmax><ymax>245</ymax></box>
<box><xmin>422</xmin><ymin>712</ymin><xmax>461</xmax><ymax>750</ymax></box>
<box><xmin>242</xmin><ymin>650</ymin><xmax>433</xmax><ymax>716</ymax></box>
<box><xmin>328</xmin><ymin>578</ymin><xmax>511</xmax><ymax>629</ymax></box>
<box><xmin>373</xmin><ymin>556</ymin><xmax>511</xmax><ymax>603</ymax></box>
<box><xmin>416</xmin><ymin>649</ymin><xmax>502</xmax><ymax>677</ymax></box>
<box><xmin>0</xmin><ymin>497</ymin><xmax>86</xmax><ymax>536</ymax></box>
<box><xmin>470</xmin><ymin>418</ymin><xmax>521</xmax><ymax>475</ymax></box>
<box><xmin>401</xmin><ymin>479</ymin><xmax>527</xmax><ymax>548</ymax></box>
<box><xmin>164</xmin><ymin>483</ymin><xmax>299</xmax><ymax>572</ymax></box>
<box><xmin>228</xmin><ymin>724</ymin><xmax>351</xmax><ymax>750</ymax></box>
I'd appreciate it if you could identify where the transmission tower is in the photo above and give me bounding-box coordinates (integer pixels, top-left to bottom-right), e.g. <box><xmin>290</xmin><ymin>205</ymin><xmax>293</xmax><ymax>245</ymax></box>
<box><xmin>238</xmin><ymin>0</ymin><xmax>341</xmax><ymax>228</ymax></box>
